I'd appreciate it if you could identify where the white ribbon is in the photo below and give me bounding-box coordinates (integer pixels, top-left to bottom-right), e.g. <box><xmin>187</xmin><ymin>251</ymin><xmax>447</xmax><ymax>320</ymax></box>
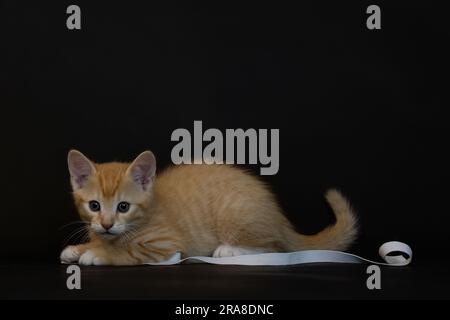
<box><xmin>145</xmin><ymin>241</ymin><xmax>412</xmax><ymax>266</ymax></box>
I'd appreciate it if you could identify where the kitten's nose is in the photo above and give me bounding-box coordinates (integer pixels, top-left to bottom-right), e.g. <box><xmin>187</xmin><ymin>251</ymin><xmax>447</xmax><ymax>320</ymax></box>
<box><xmin>101</xmin><ymin>222</ymin><xmax>113</xmax><ymax>231</ymax></box>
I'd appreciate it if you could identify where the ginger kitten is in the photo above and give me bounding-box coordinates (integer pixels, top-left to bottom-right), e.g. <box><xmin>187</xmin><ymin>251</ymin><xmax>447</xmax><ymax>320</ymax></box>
<box><xmin>61</xmin><ymin>150</ymin><xmax>358</xmax><ymax>265</ymax></box>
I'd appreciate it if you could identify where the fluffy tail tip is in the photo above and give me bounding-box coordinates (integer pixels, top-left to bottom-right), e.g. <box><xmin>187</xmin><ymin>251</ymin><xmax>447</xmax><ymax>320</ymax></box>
<box><xmin>324</xmin><ymin>188</ymin><xmax>359</xmax><ymax>249</ymax></box>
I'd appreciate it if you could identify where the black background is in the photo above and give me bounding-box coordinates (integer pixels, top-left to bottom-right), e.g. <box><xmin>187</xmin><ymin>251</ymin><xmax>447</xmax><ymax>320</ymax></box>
<box><xmin>1</xmin><ymin>0</ymin><xmax>449</xmax><ymax>267</ymax></box>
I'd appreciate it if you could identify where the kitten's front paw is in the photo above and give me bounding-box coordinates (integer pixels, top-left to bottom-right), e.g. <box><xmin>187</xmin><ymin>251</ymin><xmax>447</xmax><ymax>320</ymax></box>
<box><xmin>79</xmin><ymin>250</ymin><xmax>107</xmax><ymax>266</ymax></box>
<box><xmin>60</xmin><ymin>245</ymin><xmax>81</xmax><ymax>263</ymax></box>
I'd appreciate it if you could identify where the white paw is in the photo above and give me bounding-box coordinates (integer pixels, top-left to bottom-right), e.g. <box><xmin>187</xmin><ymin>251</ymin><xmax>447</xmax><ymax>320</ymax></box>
<box><xmin>60</xmin><ymin>245</ymin><xmax>80</xmax><ymax>263</ymax></box>
<box><xmin>212</xmin><ymin>244</ymin><xmax>266</xmax><ymax>258</ymax></box>
<box><xmin>78</xmin><ymin>250</ymin><xmax>106</xmax><ymax>266</ymax></box>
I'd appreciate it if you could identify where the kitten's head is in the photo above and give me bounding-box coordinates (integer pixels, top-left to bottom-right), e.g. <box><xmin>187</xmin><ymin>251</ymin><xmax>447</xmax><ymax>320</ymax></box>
<box><xmin>67</xmin><ymin>150</ymin><xmax>156</xmax><ymax>240</ymax></box>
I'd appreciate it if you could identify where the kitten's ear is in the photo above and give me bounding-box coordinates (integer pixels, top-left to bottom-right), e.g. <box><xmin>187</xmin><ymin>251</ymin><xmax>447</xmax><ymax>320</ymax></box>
<box><xmin>67</xmin><ymin>150</ymin><xmax>96</xmax><ymax>190</ymax></box>
<box><xmin>126</xmin><ymin>151</ymin><xmax>157</xmax><ymax>191</ymax></box>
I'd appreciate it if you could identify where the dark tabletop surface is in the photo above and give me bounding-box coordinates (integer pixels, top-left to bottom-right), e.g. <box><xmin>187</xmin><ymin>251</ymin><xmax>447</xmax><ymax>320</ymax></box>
<box><xmin>1</xmin><ymin>260</ymin><xmax>449</xmax><ymax>300</ymax></box>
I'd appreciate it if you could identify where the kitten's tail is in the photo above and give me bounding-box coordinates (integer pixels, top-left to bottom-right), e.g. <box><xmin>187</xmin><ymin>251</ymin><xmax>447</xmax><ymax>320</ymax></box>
<box><xmin>286</xmin><ymin>189</ymin><xmax>358</xmax><ymax>251</ymax></box>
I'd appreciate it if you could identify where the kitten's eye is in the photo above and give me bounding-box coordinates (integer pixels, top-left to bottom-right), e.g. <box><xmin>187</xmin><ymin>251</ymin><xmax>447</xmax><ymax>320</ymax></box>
<box><xmin>88</xmin><ymin>200</ymin><xmax>101</xmax><ymax>212</ymax></box>
<box><xmin>117</xmin><ymin>201</ymin><xmax>130</xmax><ymax>213</ymax></box>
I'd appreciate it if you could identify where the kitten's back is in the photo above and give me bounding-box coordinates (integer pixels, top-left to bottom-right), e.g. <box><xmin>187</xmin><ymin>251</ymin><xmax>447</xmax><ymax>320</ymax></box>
<box><xmin>151</xmin><ymin>164</ymin><xmax>357</xmax><ymax>255</ymax></box>
<box><xmin>152</xmin><ymin>165</ymin><xmax>288</xmax><ymax>255</ymax></box>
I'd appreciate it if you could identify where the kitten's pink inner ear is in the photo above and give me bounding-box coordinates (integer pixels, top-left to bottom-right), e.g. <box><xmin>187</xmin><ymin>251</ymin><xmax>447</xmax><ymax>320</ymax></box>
<box><xmin>128</xmin><ymin>151</ymin><xmax>156</xmax><ymax>191</ymax></box>
<box><xmin>68</xmin><ymin>150</ymin><xmax>95</xmax><ymax>189</ymax></box>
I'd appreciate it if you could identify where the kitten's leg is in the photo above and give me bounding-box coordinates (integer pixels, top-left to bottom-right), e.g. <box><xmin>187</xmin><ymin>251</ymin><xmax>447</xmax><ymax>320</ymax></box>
<box><xmin>78</xmin><ymin>242</ymin><xmax>180</xmax><ymax>266</ymax></box>
<box><xmin>77</xmin><ymin>246</ymin><xmax>140</xmax><ymax>266</ymax></box>
<box><xmin>212</xmin><ymin>244</ymin><xmax>269</xmax><ymax>258</ymax></box>
<box><xmin>60</xmin><ymin>242</ymin><xmax>100</xmax><ymax>263</ymax></box>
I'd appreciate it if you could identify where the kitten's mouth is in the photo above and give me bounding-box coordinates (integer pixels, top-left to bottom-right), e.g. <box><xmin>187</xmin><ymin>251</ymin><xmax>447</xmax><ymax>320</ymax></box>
<box><xmin>99</xmin><ymin>231</ymin><xmax>119</xmax><ymax>238</ymax></box>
